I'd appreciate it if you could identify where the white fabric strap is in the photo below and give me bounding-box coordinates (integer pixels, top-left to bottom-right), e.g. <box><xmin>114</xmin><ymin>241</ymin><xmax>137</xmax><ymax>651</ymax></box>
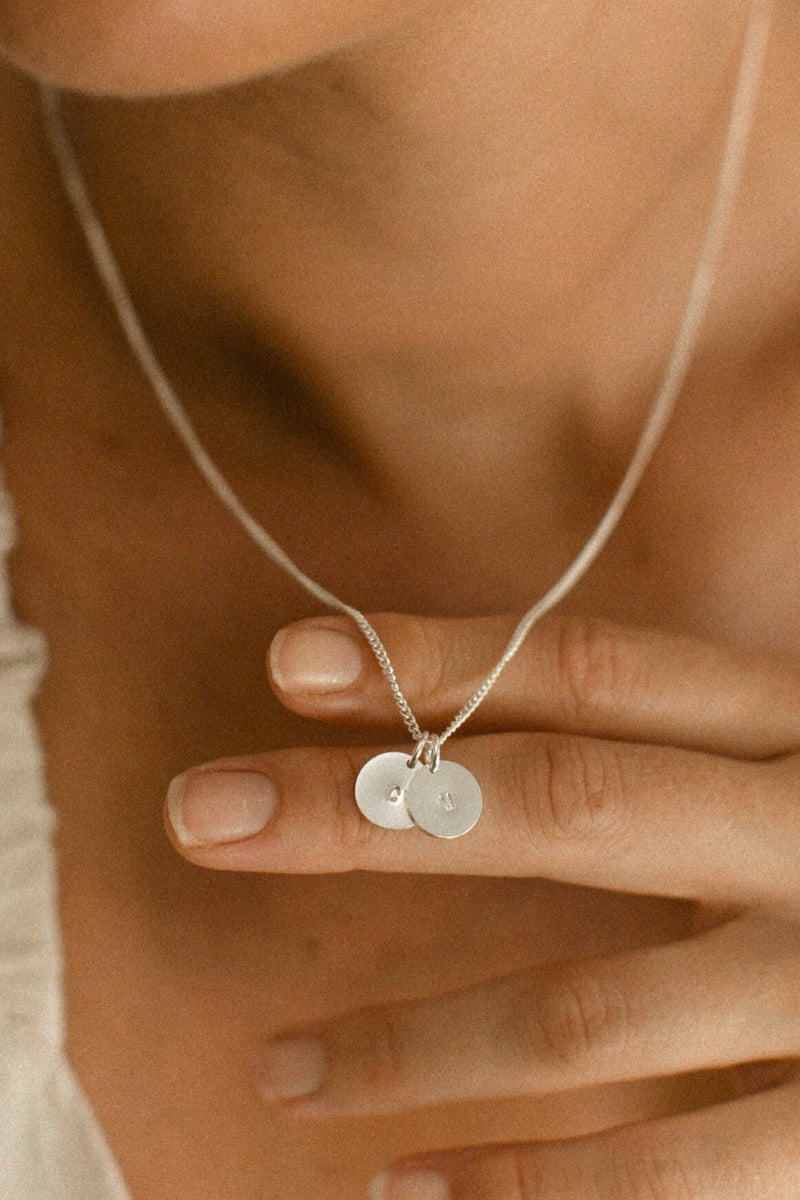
<box><xmin>0</xmin><ymin>421</ymin><xmax>132</xmax><ymax>1198</ymax></box>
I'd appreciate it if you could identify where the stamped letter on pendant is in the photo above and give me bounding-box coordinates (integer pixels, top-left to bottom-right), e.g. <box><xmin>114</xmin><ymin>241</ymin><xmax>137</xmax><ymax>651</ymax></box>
<box><xmin>405</xmin><ymin>760</ymin><xmax>483</xmax><ymax>839</ymax></box>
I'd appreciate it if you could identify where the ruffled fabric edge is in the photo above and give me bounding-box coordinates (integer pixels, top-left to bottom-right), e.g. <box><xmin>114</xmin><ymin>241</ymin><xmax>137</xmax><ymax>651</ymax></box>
<box><xmin>0</xmin><ymin>413</ymin><xmax>131</xmax><ymax>1199</ymax></box>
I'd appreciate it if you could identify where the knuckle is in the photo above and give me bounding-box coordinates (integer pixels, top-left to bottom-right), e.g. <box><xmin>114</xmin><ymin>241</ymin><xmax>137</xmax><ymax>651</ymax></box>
<box><xmin>526</xmin><ymin>966</ymin><xmax>633</xmax><ymax>1076</ymax></box>
<box><xmin>467</xmin><ymin>1141</ymin><xmax>704</xmax><ymax>1200</ymax></box>
<box><xmin>468</xmin><ymin>1148</ymin><xmax>552</xmax><ymax>1200</ymax></box>
<box><xmin>330</xmin><ymin>750</ymin><xmax>385</xmax><ymax>859</ymax></box>
<box><xmin>554</xmin><ymin>616</ymin><xmax>636</xmax><ymax>723</ymax></box>
<box><xmin>383</xmin><ymin>614</ymin><xmax>449</xmax><ymax>703</ymax></box>
<box><xmin>603</xmin><ymin>1141</ymin><xmax>705</xmax><ymax>1200</ymax></box>
<box><xmin>357</xmin><ymin>1004</ymin><xmax>411</xmax><ymax>1101</ymax></box>
<box><xmin>522</xmin><ymin>734</ymin><xmax>626</xmax><ymax>846</ymax></box>
<box><xmin>503</xmin><ymin>1148</ymin><xmax>548</xmax><ymax>1200</ymax></box>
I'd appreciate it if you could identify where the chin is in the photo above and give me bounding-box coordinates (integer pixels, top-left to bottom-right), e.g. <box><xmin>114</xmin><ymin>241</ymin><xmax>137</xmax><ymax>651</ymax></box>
<box><xmin>0</xmin><ymin>0</ymin><xmax>419</xmax><ymax>97</ymax></box>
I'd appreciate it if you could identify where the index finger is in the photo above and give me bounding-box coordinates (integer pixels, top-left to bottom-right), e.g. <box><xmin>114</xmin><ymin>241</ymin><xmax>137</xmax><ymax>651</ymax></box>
<box><xmin>268</xmin><ymin>613</ymin><xmax>800</xmax><ymax>758</ymax></box>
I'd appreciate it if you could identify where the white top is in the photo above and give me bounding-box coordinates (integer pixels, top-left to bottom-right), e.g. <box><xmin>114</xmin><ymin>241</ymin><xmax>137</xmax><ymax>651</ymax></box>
<box><xmin>0</xmin><ymin>415</ymin><xmax>132</xmax><ymax>1199</ymax></box>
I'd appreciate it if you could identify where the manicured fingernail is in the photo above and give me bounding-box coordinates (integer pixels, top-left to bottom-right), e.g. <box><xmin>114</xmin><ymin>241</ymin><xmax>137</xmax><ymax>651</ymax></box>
<box><xmin>258</xmin><ymin>1037</ymin><xmax>326</xmax><ymax>1101</ymax></box>
<box><xmin>270</xmin><ymin>624</ymin><xmax>364</xmax><ymax>694</ymax></box>
<box><xmin>368</xmin><ymin>1169</ymin><xmax>450</xmax><ymax>1200</ymax></box>
<box><xmin>369</xmin><ymin>1174</ymin><xmax>391</xmax><ymax>1200</ymax></box>
<box><xmin>167</xmin><ymin>771</ymin><xmax>277</xmax><ymax>848</ymax></box>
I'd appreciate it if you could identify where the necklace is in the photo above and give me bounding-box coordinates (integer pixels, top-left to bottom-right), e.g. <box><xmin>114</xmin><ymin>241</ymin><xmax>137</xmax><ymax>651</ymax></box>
<box><xmin>39</xmin><ymin>0</ymin><xmax>773</xmax><ymax>838</ymax></box>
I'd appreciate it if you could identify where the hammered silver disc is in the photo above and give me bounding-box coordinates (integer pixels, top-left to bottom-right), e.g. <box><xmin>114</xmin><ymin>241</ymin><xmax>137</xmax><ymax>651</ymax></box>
<box><xmin>405</xmin><ymin>759</ymin><xmax>483</xmax><ymax>838</ymax></box>
<box><xmin>355</xmin><ymin>752</ymin><xmax>418</xmax><ymax>830</ymax></box>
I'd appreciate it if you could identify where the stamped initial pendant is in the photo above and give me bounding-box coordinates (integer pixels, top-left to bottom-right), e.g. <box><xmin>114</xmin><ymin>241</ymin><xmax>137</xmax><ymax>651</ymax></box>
<box><xmin>404</xmin><ymin>758</ymin><xmax>482</xmax><ymax>838</ymax></box>
<box><xmin>354</xmin><ymin>751</ymin><xmax>418</xmax><ymax>829</ymax></box>
<box><xmin>355</xmin><ymin>734</ymin><xmax>483</xmax><ymax>839</ymax></box>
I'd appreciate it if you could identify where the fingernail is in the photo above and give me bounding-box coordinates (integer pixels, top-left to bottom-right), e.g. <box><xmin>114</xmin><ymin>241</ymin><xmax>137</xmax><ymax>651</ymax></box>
<box><xmin>258</xmin><ymin>1037</ymin><xmax>326</xmax><ymax>1101</ymax></box>
<box><xmin>368</xmin><ymin>1169</ymin><xmax>450</xmax><ymax>1200</ymax></box>
<box><xmin>270</xmin><ymin>624</ymin><xmax>363</xmax><ymax>694</ymax></box>
<box><xmin>369</xmin><ymin>1174</ymin><xmax>391</xmax><ymax>1200</ymax></box>
<box><xmin>167</xmin><ymin>771</ymin><xmax>277</xmax><ymax>848</ymax></box>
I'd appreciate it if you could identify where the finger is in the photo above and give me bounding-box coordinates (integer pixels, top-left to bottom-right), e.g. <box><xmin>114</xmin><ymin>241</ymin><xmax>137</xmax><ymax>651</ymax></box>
<box><xmin>165</xmin><ymin>734</ymin><xmax>799</xmax><ymax>907</ymax></box>
<box><xmin>256</xmin><ymin>915</ymin><xmax>800</xmax><ymax>1116</ymax></box>
<box><xmin>267</xmin><ymin>613</ymin><xmax>800</xmax><ymax>757</ymax></box>
<box><xmin>372</xmin><ymin>1075</ymin><xmax>800</xmax><ymax>1200</ymax></box>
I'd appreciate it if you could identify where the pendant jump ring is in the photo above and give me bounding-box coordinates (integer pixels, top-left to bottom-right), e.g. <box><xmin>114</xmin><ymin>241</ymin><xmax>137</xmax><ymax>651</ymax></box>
<box><xmin>408</xmin><ymin>732</ymin><xmax>441</xmax><ymax>772</ymax></box>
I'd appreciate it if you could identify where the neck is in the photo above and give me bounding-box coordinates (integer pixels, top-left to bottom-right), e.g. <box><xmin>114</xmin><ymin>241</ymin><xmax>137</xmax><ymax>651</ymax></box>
<box><xmin>58</xmin><ymin>0</ymin><xmax>758</xmax><ymax>511</ymax></box>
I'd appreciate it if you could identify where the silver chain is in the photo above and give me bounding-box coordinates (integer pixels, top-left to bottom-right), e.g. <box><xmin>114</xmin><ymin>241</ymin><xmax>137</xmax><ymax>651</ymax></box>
<box><xmin>39</xmin><ymin>0</ymin><xmax>773</xmax><ymax>752</ymax></box>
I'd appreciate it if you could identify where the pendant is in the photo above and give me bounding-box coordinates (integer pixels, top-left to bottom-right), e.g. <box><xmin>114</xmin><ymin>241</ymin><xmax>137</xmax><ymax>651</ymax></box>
<box><xmin>354</xmin><ymin>751</ymin><xmax>418</xmax><ymax>830</ymax></box>
<box><xmin>404</xmin><ymin>758</ymin><xmax>483</xmax><ymax>838</ymax></box>
<box><xmin>355</xmin><ymin>739</ymin><xmax>483</xmax><ymax>839</ymax></box>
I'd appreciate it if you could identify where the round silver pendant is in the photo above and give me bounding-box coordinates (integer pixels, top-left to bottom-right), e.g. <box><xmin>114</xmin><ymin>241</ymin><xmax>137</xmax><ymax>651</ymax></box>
<box><xmin>404</xmin><ymin>759</ymin><xmax>483</xmax><ymax>839</ymax></box>
<box><xmin>355</xmin><ymin>752</ymin><xmax>418</xmax><ymax>830</ymax></box>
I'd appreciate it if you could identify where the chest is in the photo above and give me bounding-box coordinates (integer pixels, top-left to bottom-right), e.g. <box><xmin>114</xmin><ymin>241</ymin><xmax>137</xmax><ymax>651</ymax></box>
<box><xmin>3</xmin><ymin>346</ymin><xmax>799</xmax><ymax>1196</ymax></box>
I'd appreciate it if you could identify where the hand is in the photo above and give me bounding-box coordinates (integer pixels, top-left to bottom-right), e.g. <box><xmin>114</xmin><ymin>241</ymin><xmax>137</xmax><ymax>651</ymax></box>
<box><xmin>166</xmin><ymin>613</ymin><xmax>800</xmax><ymax>1198</ymax></box>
